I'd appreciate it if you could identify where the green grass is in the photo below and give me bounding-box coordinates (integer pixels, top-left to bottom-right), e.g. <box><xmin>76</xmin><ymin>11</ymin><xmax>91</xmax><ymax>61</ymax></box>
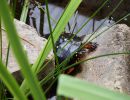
<box><xmin>20</xmin><ymin>0</ymin><xmax>30</xmax><ymax>22</ymax></box>
<box><xmin>19</xmin><ymin>0</ymin><xmax>82</xmax><ymax>96</ymax></box>
<box><xmin>0</xmin><ymin>0</ymin><xmax>130</xmax><ymax>100</ymax></box>
<box><xmin>0</xmin><ymin>0</ymin><xmax>82</xmax><ymax>99</ymax></box>
<box><xmin>0</xmin><ymin>0</ymin><xmax>46</xmax><ymax>99</ymax></box>
<box><xmin>57</xmin><ymin>75</ymin><xmax>130</xmax><ymax>100</ymax></box>
<box><xmin>0</xmin><ymin>60</ymin><xmax>27</xmax><ymax>100</ymax></box>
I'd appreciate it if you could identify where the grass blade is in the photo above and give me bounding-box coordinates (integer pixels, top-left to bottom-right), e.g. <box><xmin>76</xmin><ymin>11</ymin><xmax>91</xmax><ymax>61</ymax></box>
<box><xmin>38</xmin><ymin>0</ymin><xmax>113</xmax><ymax>88</ymax></box>
<box><xmin>20</xmin><ymin>0</ymin><xmax>29</xmax><ymax>22</ymax></box>
<box><xmin>0</xmin><ymin>17</ymin><xmax>2</xmax><ymax>59</ymax></box>
<box><xmin>40</xmin><ymin>52</ymin><xmax>130</xmax><ymax>86</ymax></box>
<box><xmin>62</xmin><ymin>52</ymin><xmax>130</xmax><ymax>71</ymax></box>
<box><xmin>0</xmin><ymin>16</ymin><xmax>4</xmax><ymax>100</ymax></box>
<box><xmin>32</xmin><ymin>0</ymin><xmax>82</xmax><ymax>73</ymax></box>
<box><xmin>56</xmin><ymin>13</ymin><xmax>130</xmax><ymax>76</ymax></box>
<box><xmin>0</xmin><ymin>0</ymin><xmax>46</xmax><ymax>99</ymax></box>
<box><xmin>5</xmin><ymin>43</ymin><xmax>10</xmax><ymax>66</ymax></box>
<box><xmin>57</xmin><ymin>74</ymin><xmax>130</xmax><ymax>100</ymax></box>
<box><xmin>58</xmin><ymin>0</ymin><xmax>109</xmax><ymax>59</ymax></box>
<box><xmin>85</xmin><ymin>0</ymin><xmax>123</xmax><ymax>43</ymax></box>
<box><xmin>88</xmin><ymin>13</ymin><xmax>130</xmax><ymax>42</ymax></box>
<box><xmin>20</xmin><ymin>0</ymin><xmax>82</xmax><ymax>95</ymax></box>
<box><xmin>35</xmin><ymin>1</ymin><xmax>57</xmax><ymax>23</ymax></box>
<box><xmin>0</xmin><ymin>60</ymin><xmax>27</xmax><ymax>100</ymax></box>
<box><xmin>45</xmin><ymin>0</ymin><xmax>59</xmax><ymax>65</ymax></box>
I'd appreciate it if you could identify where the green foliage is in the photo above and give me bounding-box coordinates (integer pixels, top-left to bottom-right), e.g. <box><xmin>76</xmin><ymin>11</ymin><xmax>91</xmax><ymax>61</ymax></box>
<box><xmin>20</xmin><ymin>0</ymin><xmax>82</xmax><ymax>95</ymax></box>
<box><xmin>0</xmin><ymin>0</ymin><xmax>130</xmax><ymax>100</ymax></box>
<box><xmin>0</xmin><ymin>0</ymin><xmax>82</xmax><ymax>99</ymax></box>
<box><xmin>45</xmin><ymin>0</ymin><xmax>59</xmax><ymax>65</ymax></box>
<box><xmin>20</xmin><ymin>0</ymin><xmax>30</xmax><ymax>22</ymax></box>
<box><xmin>57</xmin><ymin>74</ymin><xmax>130</xmax><ymax>100</ymax></box>
<box><xmin>0</xmin><ymin>60</ymin><xmax>27</xmax><ymax>100</ymax></box>
<box><xmin>0</xmin><ymin>0</ymin><xmax>46</xmax><ymax>99</ymax></box>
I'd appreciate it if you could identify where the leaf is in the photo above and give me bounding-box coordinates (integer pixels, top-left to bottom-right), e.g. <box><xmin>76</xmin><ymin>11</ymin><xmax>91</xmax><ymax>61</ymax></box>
<box><xmin>0</xmin><ymin>60</ymin><xmax>27</xmax><ymax>100</ymax></box>
<box><xmin>0</xmin><ymin>0</ymin><xmax>46</xmax><ymax>99</ymax></box>
<box><xmin>20</xmin><ymin>0</ymin><xmax>82</xmax><ymax>95</ymax></box>
<box><xmin>20</xmin><ymin>0</ymin><xmax>30</xmax><ymax>22</ymax></box>
<box><xmin>57</xmin><ymin>74</ymin><xmax>130</xmax><ymax>100</ymax></box>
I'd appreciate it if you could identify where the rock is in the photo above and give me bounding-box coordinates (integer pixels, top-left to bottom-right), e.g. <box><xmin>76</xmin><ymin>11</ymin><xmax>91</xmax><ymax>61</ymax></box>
<box><xmin>78</xmin><ymin>24</ymin><xmax>130</xmax><ymax>95</ymax></box>
<box><xmin>2</xmin><ymin>19</ymin><xmax>54</xmax><ymax>80</ymax></box>
<box><xmin>48</xmin><ymin>96</ymin><xmax>56</xmax><ymax>100</ymax></box>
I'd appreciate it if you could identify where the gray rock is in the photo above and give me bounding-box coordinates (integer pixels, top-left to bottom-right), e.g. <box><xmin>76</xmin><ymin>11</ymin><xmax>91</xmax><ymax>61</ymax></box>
<box><xmin>2</xmin><ymin>19</ymin><xmax>54</xmax><ymax>77</ymax></box>
<box><xmin>78</xmin><ymin>24</ymin><xmax>130</xmax><ymax>95</ymax></box>
<box><xmin>48</xmin><ymin>96</ymin><xmax>56</xmax><ymax>100</ymax></box>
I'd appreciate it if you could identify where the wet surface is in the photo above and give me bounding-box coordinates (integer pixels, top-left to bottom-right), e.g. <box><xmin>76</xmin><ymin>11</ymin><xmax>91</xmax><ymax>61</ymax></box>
<box><xmin>28</xmin><ymin>3</ymin><xmax>113</xmax><ymax>37</ymax></box>
<box><xmin>16</xmin><ymin>0</ymin><xmax>130</xmax><ymax>26</ymax></box>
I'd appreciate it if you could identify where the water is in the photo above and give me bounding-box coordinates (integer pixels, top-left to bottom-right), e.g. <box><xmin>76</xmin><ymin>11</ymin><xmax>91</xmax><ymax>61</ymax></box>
<box><xmin>28</xmin><ymin>3</ymin><xmax>114</xmax><ymax>63</ymax></box>
<box><xmin>28</xmin><ymin>3</ymin><xmax>113</xmax><ymax>37</ymax></box>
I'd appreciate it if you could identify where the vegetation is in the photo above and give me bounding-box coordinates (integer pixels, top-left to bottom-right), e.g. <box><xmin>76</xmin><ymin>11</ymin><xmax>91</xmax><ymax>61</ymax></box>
<box><xmin>0</xmin><ymin>0</ymin><xmax>130</xmax><ymax>100</ymax></box>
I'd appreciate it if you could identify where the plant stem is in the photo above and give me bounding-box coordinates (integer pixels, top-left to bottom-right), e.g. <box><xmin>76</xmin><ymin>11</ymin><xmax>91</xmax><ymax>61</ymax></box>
<box><xmin>63</xmin><ymin>52</ymin><xmax>130</xmax><ymax>71</ymax></box>
<box><xmin>20</xmin><ymin>0</ymin><xmax>30</xmax><ymax>22</ymax></box>
<box><xmin>45</xmin><ymin>0</ymin><xmax>59</xmax><ymax>65</ymax></box>
<box><xmin>0</xmin><ymin>17</ymin><xmax>2</xmax><ymax>59</ymax></box>
<box><xmin>58</xmin><ymin>0</ymin><xmax>110</xmax><ymax>57</ymax></box>
<box><xmin>6</xmin><ymin>43</ymin><xmax>10</xmax><ymax>66</ymax></box>
<box><xmin>0</xmin><ymin>16</ymin><xmax>4</xmax><ymax>100</ymax></box>
<box><xmin>35</xmin><ymin>1</ymin><xmax>57</xmax><ymax>23</ymax></box>
<box><xmin>85</xmin><ymin>0</ymin><xmax>124</xmax><ymax>42</ymax></box>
